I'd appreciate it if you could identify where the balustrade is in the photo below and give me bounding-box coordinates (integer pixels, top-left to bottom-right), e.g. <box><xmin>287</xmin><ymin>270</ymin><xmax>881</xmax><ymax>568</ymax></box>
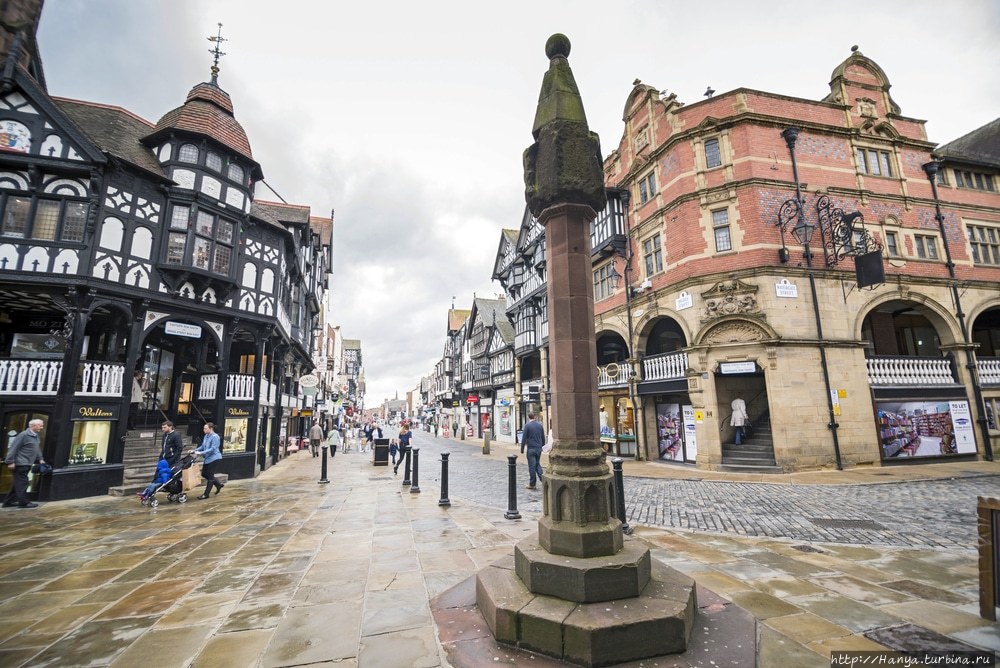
<box><xmin>199</xmin><ymin>373</ymin><xmax>218</xmax><ymax>400</ymax></box>
<box><xmin>865</xmin><ymin>356</ymin><xmax>956</xmax><ymax>386</ymax></box>
<box><xmin>978</xmin><ymin>357</ymin><xmax>1000</xmax><ymax>385</ymax></box>
<box><xmin>0</xmin><ymin>359</ymin><xmax>125</xmax><ymax>396</ymax></box>
<box><xmin>597</xmin><ymin>362</ymin><xmax>634</xmax><ymax>388</ymax></box>
<box><xmin>641</xmin><ymin>351</ymin><xmax>689</xmax><ymax>382</ymax></box>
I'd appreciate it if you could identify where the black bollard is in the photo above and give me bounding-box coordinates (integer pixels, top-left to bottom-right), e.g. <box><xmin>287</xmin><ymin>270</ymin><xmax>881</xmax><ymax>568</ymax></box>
<box><xmin>504</xmin><ymin>454</ymin><xmax>521</xmax><ymax>520</ymax></box>
<box><xmin>611</xmin><ymin>458</ymin><xmax>632</xmax><ymax>534</ymax></box>
<box><xmin>438</xmin><ymin>452</ymin><xmax>451</xmax><ymax>507</ymax></box>
<box><xmin>319</xmin><ymin>446</ymin><xmax>330</xmax><ymax>484</ymax></box>
<box><xmin>410</xmin><ymin>448</ymin><xmax>421</xmax><ymax>493</ymax></box>
<box><xmin>402</xmin><ymin>448</ymin><xmax>412</xmax><ymax>486</ymax></box>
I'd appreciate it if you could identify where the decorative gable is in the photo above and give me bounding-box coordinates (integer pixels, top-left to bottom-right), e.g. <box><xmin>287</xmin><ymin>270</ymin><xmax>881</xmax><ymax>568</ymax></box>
<box><xmin>0</xmin><ymin>91</ymin><xmax>89</xmax><ymax>161</ymax></box>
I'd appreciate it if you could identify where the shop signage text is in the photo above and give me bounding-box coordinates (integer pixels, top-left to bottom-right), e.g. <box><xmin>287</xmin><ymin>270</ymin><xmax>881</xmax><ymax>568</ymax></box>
<box><xmin>72</xmin><ymin>404</ymin><xmax>119</xmax><ymax>421</ymax></box>
<box><xmin>719</xmin><ymin>361</ymin><xmax>757</xmax><ymax>375</ymax></box>
<box><xmin>775</xmin><ymin>279</ymin><xmax>798</xmax><ymax>298</ymax></box>
<box><xmin>164</xmin><ymin>321</ymin><xmax>203</xmax><ymax>338</ymax></box>
<box><xmin>467</xmin><ymin>394</ymin><xmax>479</xmax><ymax>404</ymax></box>
<box><xmin>227</xmin><ymin>407</ymin><xmax>251</xmax><ymax>417</ymax></box>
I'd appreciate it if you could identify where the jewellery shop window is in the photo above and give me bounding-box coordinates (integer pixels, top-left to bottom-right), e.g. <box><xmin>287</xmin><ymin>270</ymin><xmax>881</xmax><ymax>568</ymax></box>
<box><xmin>223</xmin><ymin>418</ymin><xmax>248</xmax><ymax>453</ymax></box>
<box><xmin>68</xmin><ymin>421</ymin><xmax>109</xmax><ymax>466</ymax></box>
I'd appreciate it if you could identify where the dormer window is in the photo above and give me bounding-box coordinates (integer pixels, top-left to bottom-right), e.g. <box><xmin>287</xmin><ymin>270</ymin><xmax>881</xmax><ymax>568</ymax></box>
<box><xmin>206</xmin><ymin>152</ymin><xmax>223</xmax><ymax>172</ymax></box>
<box><xmin>178</xmin><ymin>144</ymin><xmax>199</xmax><ymax>164</ymax></box>
<box><xmin>227</xmin><ymin>163</ymin><xmax>245</xmax><ymax>184</ymax></box>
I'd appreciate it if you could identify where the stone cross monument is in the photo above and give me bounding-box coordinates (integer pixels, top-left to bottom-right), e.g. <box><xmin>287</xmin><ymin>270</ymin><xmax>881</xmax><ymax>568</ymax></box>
<box><xmin>475</xmin><ymin>34</ymin><xmax>696</xmax><ymax>667</ymax></box>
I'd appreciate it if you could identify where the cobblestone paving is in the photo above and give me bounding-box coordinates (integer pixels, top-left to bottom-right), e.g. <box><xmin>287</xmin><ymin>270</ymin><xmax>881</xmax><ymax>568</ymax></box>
<box><xmin>407</xmin><ymin>432</ymin><xmax>997</xmax><ymax>550</ymax></box>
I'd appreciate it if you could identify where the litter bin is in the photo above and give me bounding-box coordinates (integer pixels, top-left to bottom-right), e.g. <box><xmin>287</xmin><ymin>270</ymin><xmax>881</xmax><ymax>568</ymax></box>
<box><xmin>373</xmin><ymin>438</ymin><xmax>390</xmax><ymax>466</ymax></box>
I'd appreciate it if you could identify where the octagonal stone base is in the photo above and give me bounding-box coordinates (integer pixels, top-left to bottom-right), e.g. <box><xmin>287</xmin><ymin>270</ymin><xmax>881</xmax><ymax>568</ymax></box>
<box><xmin>476</xmin><ymin>537</ymin><xmax>696</xmax><ymax>667</ymax></box>
<box><xmin>515</xmin><ymin>535</ymin><xmax>650</xmax><ymax>602</ymax></box>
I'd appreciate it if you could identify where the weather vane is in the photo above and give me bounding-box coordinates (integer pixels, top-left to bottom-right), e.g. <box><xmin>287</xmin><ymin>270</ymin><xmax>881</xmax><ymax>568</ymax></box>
<box><xmin>207</xmin><ymin>22</ymin><xmax>227</xmax><ymax>84</ymax></box>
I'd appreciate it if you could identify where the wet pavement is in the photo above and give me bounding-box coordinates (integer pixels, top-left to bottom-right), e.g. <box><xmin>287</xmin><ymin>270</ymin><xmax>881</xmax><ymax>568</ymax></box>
<box><xmin>0</xmin><ymin>430</ymin><xmax>996</xmax><ymax>667</ymax></box>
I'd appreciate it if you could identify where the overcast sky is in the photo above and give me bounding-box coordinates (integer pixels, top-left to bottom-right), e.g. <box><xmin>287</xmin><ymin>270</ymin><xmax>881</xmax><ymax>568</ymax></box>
<box><xmin>37</xmin><ymin>1</ymin><xmax>999</xmax><ymax>407</ymax></box>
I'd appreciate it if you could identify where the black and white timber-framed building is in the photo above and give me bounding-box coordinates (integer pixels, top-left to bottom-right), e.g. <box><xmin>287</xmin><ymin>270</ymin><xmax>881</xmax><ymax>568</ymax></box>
<box><xmin>0</xmin><ymin>2</ymin><xmax>331</xmax><ymax>500</ymax></box>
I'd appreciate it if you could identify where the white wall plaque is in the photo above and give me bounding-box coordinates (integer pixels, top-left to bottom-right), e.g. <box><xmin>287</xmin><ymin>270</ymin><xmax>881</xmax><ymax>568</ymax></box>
<box><xmin>164</xmin><ymin>321</ymin><xmax>202</xmax><ymax>338</ymax></box>
<box><xmin>675</xmin><ymin>291</ymin><xmax>693</xmax><ymax>310</ymax></box>
<box><xmin>775</xmin><ymin>279</ymin><xmax>798</xmax><ymax>298</ymax></box>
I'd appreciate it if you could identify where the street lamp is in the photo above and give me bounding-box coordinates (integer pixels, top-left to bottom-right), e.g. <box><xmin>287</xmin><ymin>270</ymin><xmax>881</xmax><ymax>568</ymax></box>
<box><xmin>777</xmin><ymin>127</ymin><xmax>843</xmax><ymax>470</ymax></box>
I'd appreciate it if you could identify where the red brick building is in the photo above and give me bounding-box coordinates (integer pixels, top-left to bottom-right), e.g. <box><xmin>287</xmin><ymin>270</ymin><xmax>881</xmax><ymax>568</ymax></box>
<box><xmin>595</xmin><ymin>48</ymin><xmax>1000</xmax><ymax>471</ymax></box>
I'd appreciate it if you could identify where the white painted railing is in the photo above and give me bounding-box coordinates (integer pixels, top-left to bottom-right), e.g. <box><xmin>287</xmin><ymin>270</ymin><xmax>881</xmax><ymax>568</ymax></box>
<box><xmin>597</xmin><ymin>362</ymin><xmax>634</xmax><ymax>388</ymax></box>
<box><xmin>226</xmin><ymin>374</ymin><xmax>255</xmax><ymax>401</ymax></box>
<box><xmin>78</xmin><ymin>362</ymin><xmax>125</xmax><ymax>396</ymax></box>
<box><xmin>199</xmin><ymin>373</ymin><xmax>218</xmax><ymax>400</ymax></box>
<box><xmin>0</xmin><ymin>359</ymin><xmax>124</xmax><ymax>396</ymax></box>
<box><xmin>198</xmin><ymin>373</ymin><xmax>256</xmax><ymax>401</ymax></box>
<box><xmin>0</xmin><ymin>359</ymin><xmax>62</xmax><ymax>395</ymax></box>
<box><xmin>978</xmin><ymin>357</ymin><xmax>1000</xmax><ymax>385</ymax></box>
<box><xmin>642</xmin><ymin>351</ymin><xmax>689</xmax><ymax>382</ymax></box>
<box><xmin>866</xmin><ymin>356</ymin><xmax>956</xmax><ymax>385</ymax></box>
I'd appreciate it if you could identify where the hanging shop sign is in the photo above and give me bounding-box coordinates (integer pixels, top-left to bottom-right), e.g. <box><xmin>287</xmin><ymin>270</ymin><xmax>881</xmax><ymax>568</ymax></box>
<box><xmin>164</xmin><ymin>321</ymin><xmax>203</xmax><ymax>339</ymax></box>
<box><xmin>300</xmin><ymin>410</ymin><xmax>314</xmax><ymax>417</ymax></box>
<box><xmin>719</xmin><ymin>361</ymin><xmax>757</xmax><ymax>375</ymax></box>
<box><xmin>467</xmin><ymin>394</ymin><xmax>479</xmax><ymax>404</ymax></box>
<box><xmin>298</xmin><ymin>374</ymin><xmax>319</xmax><ymax>388</ymax></box>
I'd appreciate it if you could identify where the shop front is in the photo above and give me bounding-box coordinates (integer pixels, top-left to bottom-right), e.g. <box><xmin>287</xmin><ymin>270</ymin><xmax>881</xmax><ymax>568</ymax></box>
<box><xmin>48</xmin><ymin>400</ymin><xmax>124</xmax><ymax>500</ymax></box>
<box><xmin>875</xmin><ymin>395</ymin><xmax>977</xmax><ymax>460</ymax></box>
<box><xmin>598</xmin><ymin>391</ymin><xmax>636</xmax><ymax>457</ymax></box>
<box><xmin>494</xmin><ymin>389</ymin><xmax>515</xmax><ymax>443</ymax></box>
<box><xmin>652</xmin><ymin>397</ymin><xmax>698</xmax><ymax>464</ymax></box>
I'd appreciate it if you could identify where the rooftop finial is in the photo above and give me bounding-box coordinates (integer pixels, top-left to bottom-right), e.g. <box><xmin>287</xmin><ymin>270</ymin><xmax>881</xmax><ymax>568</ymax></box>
<box><xmin>207</xmin><ymin>22</ymin><xmax>227</xmax><ymax>85</ymax></box>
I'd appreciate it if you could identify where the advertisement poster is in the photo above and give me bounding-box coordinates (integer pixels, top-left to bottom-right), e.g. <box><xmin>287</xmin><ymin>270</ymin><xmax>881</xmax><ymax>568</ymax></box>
<box><xmin>656</xmin><ymin>403</ymin><xmax>682</xmax><ymax>461</ymax></box>
<box><xmin>876</xmin><ymin>400</ymin><xmax>977</xmax><ymax>459</ymax></box>
<box><xmin>682</xmin><ymin>405</ymin><xmax>698</xmax><ymax>462</ymax></box>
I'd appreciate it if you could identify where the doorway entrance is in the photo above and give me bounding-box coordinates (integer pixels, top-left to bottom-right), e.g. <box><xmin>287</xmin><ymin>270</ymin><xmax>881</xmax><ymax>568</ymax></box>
<box><xmin>136</xmin><ymin>320</ymin><xmax>215</xmax><ymax>429</ymax></box>
<box><xmin>715</xmin><ymin>366</ymin><xmax>777</xmax><ymax>470</ymax></box>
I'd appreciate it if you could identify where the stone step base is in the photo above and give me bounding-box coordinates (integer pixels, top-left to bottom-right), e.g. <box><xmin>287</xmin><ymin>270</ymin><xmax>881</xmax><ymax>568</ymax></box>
<box><xmin>717</xmin><ymin>464</ymin><xmax>784</xmax><ymax>474</ymax></box>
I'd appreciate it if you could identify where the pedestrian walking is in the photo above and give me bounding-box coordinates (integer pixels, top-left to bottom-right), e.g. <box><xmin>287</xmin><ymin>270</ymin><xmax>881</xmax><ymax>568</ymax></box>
<box><xmin>3</xmin><ymin>418</ymin><xmax>45</xmax><ymax>508</ymax></box>
<box><xmin>731</xmin><ymin>397</ymin><xmax>748</xmax><ymax>445</ymax></box>
<box><xmin>389</xmin><ymin>439</ymin><xmax>399</xmax><ymax>466</ymax></box>
<box><xmin>193</xmin><ymin>422</ymin><xmax>224</xmax><ymax>499</ymax></box>
<box><xmin>309</xmin><ymin>420</ymin><xmax>324</xmax><ymax>457</ymax></box>
<box><xmin>128</xmin><ymin>370</ymin><xmax>143</xmax><ymax>429</ymax></box>
<box><xmin>326</xmin><ymin>424</ymin><xmax>342</xmax><ymax>456</ymax></box>
<box><xmin>394</xmin><ymin>421</ymin><xmax>413</xmax><ymax>475</ymax></box>
<box><xmin>160</xmin><ymin>420</ymin><xmax>183</xmax><ymax>466</ymax></box>
<box><xmin>520</xmin><ymin>412</ymin><xmax>545</xmax><ymax>490</ymax></box>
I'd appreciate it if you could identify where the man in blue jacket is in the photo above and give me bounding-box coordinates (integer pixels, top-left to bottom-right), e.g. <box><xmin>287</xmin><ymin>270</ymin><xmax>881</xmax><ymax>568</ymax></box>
<box><xmin>193</xmin><ymin>422</ymin><xmax>223</xmax><ymax>499</ymax></box>
<box><xmin>3</xmin><ymin>419</ymin><xmax>45</xmax><ymax>508</ymax></box>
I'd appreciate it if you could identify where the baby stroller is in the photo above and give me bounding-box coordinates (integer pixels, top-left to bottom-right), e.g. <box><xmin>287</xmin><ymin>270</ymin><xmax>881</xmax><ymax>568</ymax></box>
<box><xmin>139</xmin><ymin>454</ymin><xmax>195</xmax><ymax>508</ymax></box>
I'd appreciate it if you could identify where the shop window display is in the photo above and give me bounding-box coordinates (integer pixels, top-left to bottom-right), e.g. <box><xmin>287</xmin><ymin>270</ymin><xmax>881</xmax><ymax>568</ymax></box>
<box><xmin>68</xmin><ymin>421</ymin><xmax>109</xmax><ymax>465</ymax></box>
<box><xmin>223</xmin><ymin>417</ymin><xmax>248</xmax><ymax>453</ymax></box>
<box><xmin>877</xmin><ymin>400</ymin><xmax>976</xmax><ymax>459</ymax></box>
<box><xmin>657</xmin><ymin>403</ymin><xmax>682</xmax><ymax>460</ymax></box>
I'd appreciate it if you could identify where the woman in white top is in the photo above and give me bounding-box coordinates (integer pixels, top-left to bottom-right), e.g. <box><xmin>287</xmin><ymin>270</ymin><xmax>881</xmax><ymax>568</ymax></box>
<box><xmin>730</xmin><ymin>397</ymin><xmax>748</xmax><ymax>444</ymax></box>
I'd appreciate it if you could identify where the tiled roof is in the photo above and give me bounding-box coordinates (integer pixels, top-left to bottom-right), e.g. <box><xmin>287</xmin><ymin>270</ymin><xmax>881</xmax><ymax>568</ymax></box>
<box><xmin>474</xmin><ymin>297</ymin><xmax>506</xmax><ymax>327</ymax></box>
<box><xmin>936</xmin><ymin>117</ymin><xmax>1000</xmax><ymax>168</ymax></box>
<box><xmin>53</xmin><ymin>98</ymin><xmax>165</xmax><ymax>177</ymax></box>
<box><xmin>448</xmin><ymin>309</ymin><xmax>471</xmax><ymax>332</ymax></box>
<box><xmin>309</xmin><ymin>215</ymin><xmax>333</xmax><ymax>245</ymax></box>
<box><xmin>495</xmin><ymin>319</ymin><xmax>515</xmax><ymax>344</ymax></box>
<box><xmin>253</xmin><ymin>200</ymin><xmax>311</xmax><ymax>225</ymax></box>
<box><xmin>144</xmin><ymin>82</ymin><xmax>254</xmax><ymax>162</ymax></box>
<box><xmin>343</xmin><ymin>339</ymin><xmax>361</xmax><ymax>349</ymax></box>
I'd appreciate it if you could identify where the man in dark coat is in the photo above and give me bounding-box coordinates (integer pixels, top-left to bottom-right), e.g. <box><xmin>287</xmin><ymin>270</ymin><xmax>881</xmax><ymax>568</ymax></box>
<box><xmin>520</xmin><ymin>412</ymin><xmax>545</xmax><ymax>490</ymax></box>
<box><xmin>160</xmin><ymin>420</ymin><xmax>184</xmax><ymax>466</ymax></box>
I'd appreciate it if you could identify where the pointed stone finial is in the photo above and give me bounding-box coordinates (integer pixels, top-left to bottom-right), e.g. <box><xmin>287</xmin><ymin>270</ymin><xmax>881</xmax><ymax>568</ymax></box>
<box><xmin>523</xmin><ymin>33</ymin><xmax>606</xmax><ymax>218</ymax></box>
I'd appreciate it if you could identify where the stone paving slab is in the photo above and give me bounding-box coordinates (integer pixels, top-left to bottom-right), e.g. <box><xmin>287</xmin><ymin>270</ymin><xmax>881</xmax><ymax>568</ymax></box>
<box><xmin>0</xmin><ymin>432</ymin><xmax>993</xmax><ymax>667</ymax></box>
